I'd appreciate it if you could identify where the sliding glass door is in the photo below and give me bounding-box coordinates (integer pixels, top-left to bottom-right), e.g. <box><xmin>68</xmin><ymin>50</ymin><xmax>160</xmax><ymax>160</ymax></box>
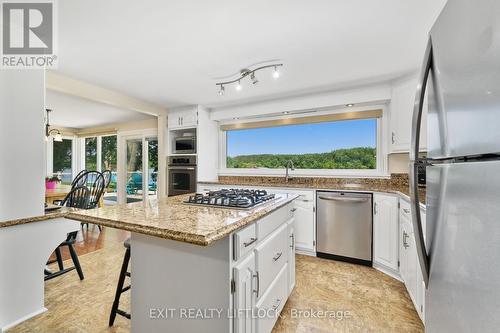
<box><xmin>121</xmin><ymin>133</ymin><xmax>158</xmax><ymax>204</ymax></box>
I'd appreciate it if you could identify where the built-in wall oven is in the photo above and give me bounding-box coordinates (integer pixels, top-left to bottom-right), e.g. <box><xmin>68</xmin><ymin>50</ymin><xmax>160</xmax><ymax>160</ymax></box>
<box><xmin>168</xmin><ymin>155</ymin><xmax>197</xmax><ymax>196</ymax></box>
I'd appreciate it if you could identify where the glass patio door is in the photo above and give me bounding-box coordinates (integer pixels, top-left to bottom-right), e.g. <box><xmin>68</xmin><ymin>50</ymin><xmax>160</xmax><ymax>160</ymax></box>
<box><xmin>123</xmin><ymin>135</ymin><xmax>158</xmax><ymax>203</ymax></box>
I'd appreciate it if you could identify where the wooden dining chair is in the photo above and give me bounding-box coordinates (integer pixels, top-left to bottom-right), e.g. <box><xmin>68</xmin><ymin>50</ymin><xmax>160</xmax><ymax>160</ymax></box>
<box><xmin>71</xmin><ymin>169</ymin><xmax>88</xmax><ymax>189</ymax></box>
<box><xmin>80</xmin><ymin>171</ymin><xmax>106</xmax><ymax>231</ymax></box>
<box><xmin>45</xmin><ymin>186</ymin><xmax>90</xmax><ymax>281</ymax></box>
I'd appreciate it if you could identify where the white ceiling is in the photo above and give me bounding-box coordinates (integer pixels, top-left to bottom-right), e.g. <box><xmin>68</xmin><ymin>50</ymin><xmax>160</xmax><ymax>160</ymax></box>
<box><xmin>46</xmin><ymin>90</ymin><xmax>153</xmax><ymax>128</ymax></box>
<box><xmin>56</xmin><ymin>0</ymin><xmax>447</xmax><ymax>109</ymax></box>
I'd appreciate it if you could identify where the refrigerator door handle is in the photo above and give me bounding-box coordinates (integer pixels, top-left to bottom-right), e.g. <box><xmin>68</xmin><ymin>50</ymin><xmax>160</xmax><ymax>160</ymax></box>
<box><xmin>409</xmin><ymin>37</ymin><xmax>432</xmax><ymax>288</ymax></box>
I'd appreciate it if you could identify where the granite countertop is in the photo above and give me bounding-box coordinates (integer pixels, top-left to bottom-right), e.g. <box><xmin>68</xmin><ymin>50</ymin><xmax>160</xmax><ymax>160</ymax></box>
<box><xmin>0</xmin><ymin>207</ymin><xmax>74</xmax><ymax>229</ymax></box>
<box><xmin>199</xmin><ymin>174</ymin><xmax>426</xmax><ymax>205</ymax></box>
<box><xmin>66</xmin><ymin>193</ymin><xmax>298</xmax><ymax>246</ymax></box>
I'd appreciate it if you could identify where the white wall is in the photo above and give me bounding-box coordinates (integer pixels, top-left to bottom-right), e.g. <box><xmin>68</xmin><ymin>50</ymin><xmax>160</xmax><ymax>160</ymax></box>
<box><xmin>0</xmin><ymin>70</ymin><xmax>45</xmax><ymax>222</ymax></box>
<box><xmin>210</xmin><ymin>83</ymin><xmax>391</xmax><ymax>121</ymax></box>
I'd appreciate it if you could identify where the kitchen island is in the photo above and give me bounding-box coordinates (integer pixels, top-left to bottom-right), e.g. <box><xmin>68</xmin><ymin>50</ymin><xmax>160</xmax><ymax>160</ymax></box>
<box><xmin>67</xmin><ymin>193</ymin><xmax>299</xmax><ymax>333</ymax></box>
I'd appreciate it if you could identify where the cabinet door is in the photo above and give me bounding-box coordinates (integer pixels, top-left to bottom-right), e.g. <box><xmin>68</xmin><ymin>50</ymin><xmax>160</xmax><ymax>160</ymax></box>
<box><xmin>167</xmin><ymin>112</ymin><xmax>181</xmax><ymax>129</ymax></box>
<box><xmin>287</xmin><ymin>218</ymin><xmax>295</xmax><ymax>296</ymax></box>
<box><xmin>293</xmin><ymin>199</ymin><xmax>315</xmax><ymax>253</ymax></box>
<box><xmin>404</xmin><ymin>219</ymin><xmax>418</xmax><ymax>308</ymax></box>
<box><xmin>181</xmin><ymin>110</ymin><xmax>198</xmax><ymax>127</ymax></box>
<box><xmin>234</xmin><ymin>253</ymin><xmax>255</xmax><ymax>333</ymax></box>
<box><xmin>373</xmin><ymin>194</ymin><xmax>399</xmax><ymax>271</ymax></box>
<box><xmin>390</xmin><ymin>79</ymin><xmax>428</xmax><ymax>152</ymax></box>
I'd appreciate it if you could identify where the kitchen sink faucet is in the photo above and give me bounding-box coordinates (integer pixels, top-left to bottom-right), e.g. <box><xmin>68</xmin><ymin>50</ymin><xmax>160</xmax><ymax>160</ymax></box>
<box><xmin>285</xmin><ymin>160</ymin><xmax>295</xmax><ymax>182</ymax></box>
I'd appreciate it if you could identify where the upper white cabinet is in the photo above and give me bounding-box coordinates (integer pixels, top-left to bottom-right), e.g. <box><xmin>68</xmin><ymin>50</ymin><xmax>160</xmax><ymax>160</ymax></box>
<box><xmin>373</xmin><ymin>193</ymin><xmax>399</xmax><ymax>272</ymax></box>
<box><xmin>389</xmin><ymin>77</ymin><xmax>427</xmax><ymax>153</ymax></box>
<box><xmin>168</xmin><ymin>107</ymin><xmax>198</xmax><ymax>129</ymax></box>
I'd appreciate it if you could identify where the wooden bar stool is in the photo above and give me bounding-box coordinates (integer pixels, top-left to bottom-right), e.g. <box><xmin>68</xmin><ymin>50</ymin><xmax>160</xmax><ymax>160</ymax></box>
<box><xmin>109</xmin><ymin>238</ymin><xmax>131</xmax><ymax>326</ymax></box>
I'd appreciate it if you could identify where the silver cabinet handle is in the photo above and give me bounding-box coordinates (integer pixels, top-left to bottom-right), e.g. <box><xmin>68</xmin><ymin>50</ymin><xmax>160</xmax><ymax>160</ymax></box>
<box><xmin>243</xmin><ymin>237</ymin><xmax>257</xmax><ymax>247</ymax></box>
<box><xmin>391</xmin><ymin>131</ymin><xmax>395</xmax><ymax>144</ymax></box>
<box><xmin>273</xmin><ymin>252</ymin><xmax>283</xmax><ymax>261</ymax></box>
<box><xmin>410</xmin><ymin>37</ymin><xmax>432</xmax><ymax>288</ymax></box>
<box><xmin>253</xmin><ymin>272</ymin><xmax>260</xmax><ymax>297</ymax></box>
<box><xmin>290</xmin><ymin>233</ymin><xmax>295</xmax><ymax>248</ymax></box>
<box><xmin>403</xmin><ymin>208</ymin><xmax>411</xmax><ymax>214</ymax></box>
<box><xmin>403</xmin><ymin>231</ymin><xmax>409</xmax><ymax>249</ymax></box>
<box><xmin>272</xmin><ymin>298</ymin><xmax>282</xmax><ymax>311</ymax></box>
<box><xmin>374</xmin><ymin>202</ymin><xmax>377</xmax><ymax>215</ymax></box>
<box><xmin>291</xmin><ymin>208</ymin><xmax>297</xmax><ymax>212</ymax></box>
<box><xmin>318</xmin><ymin>196</ymin><xmax>368</xmax><ymax>203</ymax></box>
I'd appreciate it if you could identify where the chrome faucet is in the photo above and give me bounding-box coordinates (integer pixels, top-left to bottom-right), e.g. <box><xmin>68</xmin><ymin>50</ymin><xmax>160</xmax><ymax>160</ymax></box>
<box><xmin>285</xmin><ymin>160</ymin><xmax>295</xmax><ymax>182</ymax></box>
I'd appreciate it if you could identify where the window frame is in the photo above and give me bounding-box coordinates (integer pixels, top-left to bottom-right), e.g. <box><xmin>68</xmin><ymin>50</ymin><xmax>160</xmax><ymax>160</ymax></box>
<box><xmin>218</xmin><ymin>108</ymin><xmax>389</xmax><ymax>178</ymax></box>
<box><xmin>46</xmin><ymin>135</ymin><xmax>78</xmax><ymax>182</ymax></box>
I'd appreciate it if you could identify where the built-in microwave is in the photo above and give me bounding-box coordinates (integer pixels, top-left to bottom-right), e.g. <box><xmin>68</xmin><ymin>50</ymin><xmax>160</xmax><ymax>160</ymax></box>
<box><xmin>174</xmin><ymin>135</ymin><xmax>196</xmax><ymax>154</ymax></box>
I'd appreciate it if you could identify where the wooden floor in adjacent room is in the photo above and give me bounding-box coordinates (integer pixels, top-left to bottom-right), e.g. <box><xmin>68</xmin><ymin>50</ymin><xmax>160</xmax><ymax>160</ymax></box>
<box><xmin>8</xmin><ymin>226</ymin><xmax>423</xmax><ymax>333</ymax></box>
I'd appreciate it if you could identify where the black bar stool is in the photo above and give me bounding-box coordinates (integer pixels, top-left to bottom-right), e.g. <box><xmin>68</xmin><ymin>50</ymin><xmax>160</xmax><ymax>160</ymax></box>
<box><xmin>109</xmin><ymin>238</ymin><xmax>131</xmax><ymax>326</ymax></box>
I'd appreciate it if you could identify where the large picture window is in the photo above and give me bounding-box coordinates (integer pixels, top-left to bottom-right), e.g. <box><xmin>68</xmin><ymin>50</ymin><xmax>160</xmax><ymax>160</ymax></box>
<box><xmin>225</xmin><ymin>117</ymin><xmax>378</xmax><ymax>171</ymax></box>
<box><xmin>52</xmin><ymin>138</ymin><xmax>74</xmax><ymax>184</ymax></box>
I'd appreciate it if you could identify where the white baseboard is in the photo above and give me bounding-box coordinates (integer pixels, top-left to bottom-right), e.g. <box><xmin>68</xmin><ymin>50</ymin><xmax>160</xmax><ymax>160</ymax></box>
<box><xmin>295</xmin><ymin>248</ymin><xmax>316</xmax><ymax>257</ymax></box>
<box><xmin>1</xmin><ymin>307</ymin><xmax>47</xmax><ymax>331</ymax></box>
<box><xmin>372</xmin><ymin>262</ymin><xmax>402</xmax><ymax>282</ymax></box>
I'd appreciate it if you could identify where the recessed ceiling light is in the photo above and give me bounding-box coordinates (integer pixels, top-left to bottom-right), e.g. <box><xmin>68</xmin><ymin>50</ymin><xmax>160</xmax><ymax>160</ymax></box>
<box><xmin>346</xmin><ymin>103</ymin><xmax>354</xmax><ymax>107</ymax></box>
<box><xmin>283</xmin><ymin>111</ymin><xmax>289</xmax><ymax>114</ymax></box>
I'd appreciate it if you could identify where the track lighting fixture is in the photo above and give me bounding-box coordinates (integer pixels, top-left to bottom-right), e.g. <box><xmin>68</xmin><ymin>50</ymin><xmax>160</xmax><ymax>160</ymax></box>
<box><xmin>215</xmin><ymin>63</ymin><xmax>283</xmax><ymax>95</ymax></box>
<box><xmin>272</xmin><ymin>66</ymin><xmax>280</xmax><ymax>79</ymax></box>
<box><xmin>218</xmin><ymin>85</ymin><xmax>225</xmax><ymax>96</ymax></box>
<box><xmin>250</xmin><ymin>72</ymin><xmax>258</xmax><ymax>85</ymax></box>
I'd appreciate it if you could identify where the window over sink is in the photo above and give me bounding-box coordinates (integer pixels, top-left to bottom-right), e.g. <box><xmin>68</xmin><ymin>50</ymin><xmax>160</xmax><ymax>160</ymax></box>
<box><xmin>220</xmin><ymin>109</ymin><xmax>385</xmax><ymax>176</ymax></box>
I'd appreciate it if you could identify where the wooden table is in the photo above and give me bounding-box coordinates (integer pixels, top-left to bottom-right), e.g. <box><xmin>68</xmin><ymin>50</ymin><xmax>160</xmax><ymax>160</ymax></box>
<box><xmin>45</xmin><ymin>185</ymin><xmax>107</xmax><ymax>207</ymax></box>
<box><xmin>45</xmin><ymin>185</ymin><xmax>72</xmax><ymax>205</ymax></box>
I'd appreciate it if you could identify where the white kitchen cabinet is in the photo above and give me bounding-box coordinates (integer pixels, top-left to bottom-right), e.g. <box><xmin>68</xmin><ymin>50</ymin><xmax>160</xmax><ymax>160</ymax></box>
<box><xmin>287</xmin><ymin>218</ymin><xmax>296</xmax><ymax>296</ymax></box>
<box><xmin>400</xmin><ymin>199</ymin><xmax>426</xmax><ymax>323</ymax></box>
<box><xmin>389</xmin><ymin>77</ymin><xmax>427</xmax><ymax>153</ymax></box>
<box><xmin>373</xmin><ymin>193</ymin><xmax>399</xmax><ymax>272</ymax></box>
<box><xmin>168</xmin><ymin>108</ymin><xmax>198</xmax><ymax>129</ymax></box>
<box><xmin>292</xmin><ymin>197</ymin><xmax>315</xmax><ymax>255</ymax></box>
<box><xmin>233</xmin><ymin>252</ymin><xmax>256</xmax><ymax>333</ymax></box>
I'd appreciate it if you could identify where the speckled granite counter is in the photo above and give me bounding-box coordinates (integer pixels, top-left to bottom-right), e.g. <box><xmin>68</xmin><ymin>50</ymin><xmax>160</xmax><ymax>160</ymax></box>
<box><xmin>199</xmin><ymin>173</ymin><xmax>426</xmax><ymax>205</ymax></box>
<box><xmin>66</xmin><ymin>193</ymin><xmax>298</xmax><ymax>246</ymax></box>
<box><xmin>0</xmin><ymin>207</ymin><xmax>74</xmax><ymax>228</ymax></box>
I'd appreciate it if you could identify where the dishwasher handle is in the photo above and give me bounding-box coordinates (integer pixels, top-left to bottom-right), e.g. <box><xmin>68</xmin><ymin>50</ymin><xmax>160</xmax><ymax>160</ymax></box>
<box><xmin>318</xmin><ymin>196</ymin><xmax>369</xmax><ymax>203</ymax></box>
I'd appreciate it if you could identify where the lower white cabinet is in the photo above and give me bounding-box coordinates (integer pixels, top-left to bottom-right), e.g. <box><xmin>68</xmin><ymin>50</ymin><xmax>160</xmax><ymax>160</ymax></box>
<box><xmin>373</xmin><ymin>193</ymin><xmax>399</xmax><ymax>272</ymax></box>
<box><xmin>233</xmin><ymin>253</ymin><xmax>256</xmax><ymax>333</ymax></box>
<box><xmin>400</xmin><ymin>199</ymin><xmax>426</xmax><ymax>322</ymax></box>
<box><xmin>231</xmin><ymin>202</ymin><xmax>296</xmax><ymax>333</ymax></box>
<box><xmin>287</xmin><ymin>218</ymin><xmax>296</xmax><ymax>295</ymax></box>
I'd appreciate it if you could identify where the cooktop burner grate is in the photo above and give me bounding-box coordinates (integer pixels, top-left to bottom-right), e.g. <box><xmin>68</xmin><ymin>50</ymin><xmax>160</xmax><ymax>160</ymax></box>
<box><xmin>184</xmin><ymin>189</ymin><xmax>276</xmax><ymax>209</ymax></box>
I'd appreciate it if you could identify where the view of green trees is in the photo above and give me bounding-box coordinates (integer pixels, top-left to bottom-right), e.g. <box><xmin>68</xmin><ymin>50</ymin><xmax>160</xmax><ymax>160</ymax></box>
<box><xmin>227</xmin><ymin>147</ymin><xmax>376</xmax><ymax>169</ymax></box>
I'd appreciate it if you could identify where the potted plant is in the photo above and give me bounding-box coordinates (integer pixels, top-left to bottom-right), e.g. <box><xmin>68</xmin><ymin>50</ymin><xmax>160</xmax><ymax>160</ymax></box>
<box><xmin>45</xmin><ymin>176</ymin><xmax>60</xmax><ymax>190</ymax></box>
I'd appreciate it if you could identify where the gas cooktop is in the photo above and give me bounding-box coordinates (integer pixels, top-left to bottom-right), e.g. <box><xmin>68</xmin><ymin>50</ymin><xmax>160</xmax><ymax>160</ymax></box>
<box><xmin>184</xmin><ymin>189</ymin><xmax>276</xmax><ymax>209</ymax></box>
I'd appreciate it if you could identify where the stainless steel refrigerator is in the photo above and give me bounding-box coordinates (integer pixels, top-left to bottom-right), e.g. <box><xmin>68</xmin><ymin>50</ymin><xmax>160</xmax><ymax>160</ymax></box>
<box><xmin>409</xmin><ymin>0</ymin><xmax>500</xmax><ymax>331</ymax></box>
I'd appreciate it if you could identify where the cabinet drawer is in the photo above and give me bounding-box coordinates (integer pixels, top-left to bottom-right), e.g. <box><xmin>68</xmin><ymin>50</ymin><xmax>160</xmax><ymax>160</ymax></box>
<box><xmin>255</xmin><ymin>264</ymin><xmax>288</xmax><ymax>333</ymax></box>
<box><xmin>233</xmin><ymin>223</ymin><xmax>257</xmax><ymax>261</ymax></box>
<box><xmin>255</xmin><ymin>223</ymin><xmax>288</xmax><ymax>299</ymax></box>
<box><xmin>256</xmin><ymin>203</ymin><xmax>293</xmax><ymax>240</ymax></box>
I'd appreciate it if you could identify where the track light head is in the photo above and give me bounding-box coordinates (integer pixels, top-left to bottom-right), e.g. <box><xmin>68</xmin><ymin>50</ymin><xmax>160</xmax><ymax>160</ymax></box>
<box><xmin>218</xmin><ymin>85</ymin><xmax>225</xmax><ymax>96</ymax></box>
<box><xmin>250</xmin><ymin>72</ymin><xmax>258</xmax><ymax>85</ymax></box>
<box><xmin>235</xmin><ymin>80</ymin><xmax>242</xmax><ymax>91</ymax></box>
<box><xmin>272</xmin><ymin>66</ymin><xmax>280</xmax><ymax>79</ymax></box>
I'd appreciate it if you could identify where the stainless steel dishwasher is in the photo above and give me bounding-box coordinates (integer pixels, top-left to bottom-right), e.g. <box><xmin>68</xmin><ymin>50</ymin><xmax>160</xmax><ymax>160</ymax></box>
<box><xmin>316</xmin><ymin>191</ymin><xmax>372</xmax><ymax>266</ymax></box>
